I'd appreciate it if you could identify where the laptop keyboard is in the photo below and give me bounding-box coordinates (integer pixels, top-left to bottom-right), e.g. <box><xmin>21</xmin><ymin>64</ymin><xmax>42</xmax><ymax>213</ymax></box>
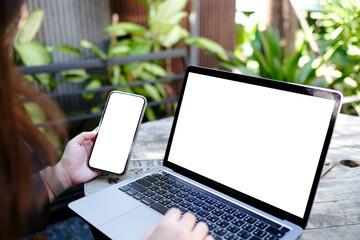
<box><xmin>119</xmin><ymin>170</ymin><xmax>290</xmax><ymax>240</ymax></box>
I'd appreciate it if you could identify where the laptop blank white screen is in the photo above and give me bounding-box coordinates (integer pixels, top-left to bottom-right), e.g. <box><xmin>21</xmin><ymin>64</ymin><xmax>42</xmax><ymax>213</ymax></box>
<box><xmin>167</xmin><ymin>72</ymin><xmax>335</xmax><ymax>218</ymax></box>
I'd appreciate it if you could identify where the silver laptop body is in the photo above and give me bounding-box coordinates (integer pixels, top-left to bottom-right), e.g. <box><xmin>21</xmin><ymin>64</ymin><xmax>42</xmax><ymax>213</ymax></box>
<box><xmin>69</xmin><ymin>66</ymin><xmax>342</xmax><ymax>240</ymax></box>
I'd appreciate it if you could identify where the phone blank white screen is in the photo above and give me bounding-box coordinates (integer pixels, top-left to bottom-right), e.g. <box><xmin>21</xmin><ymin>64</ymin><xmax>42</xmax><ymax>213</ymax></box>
<box><xmin>89</xmin><ymin>92</ymin><xmax>145</xmax><ymax>175</ymax></box>
<box><xmin>167</xmin><ymin>73</ymin><xmax>335</xmax><ymax>218</ymax></box>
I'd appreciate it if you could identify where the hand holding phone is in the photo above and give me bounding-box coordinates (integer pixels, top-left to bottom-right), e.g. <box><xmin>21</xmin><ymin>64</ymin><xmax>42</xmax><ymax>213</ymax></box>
<box><xmin>88</xmin><ymin>91</ymin><xmax>147</xmax><ymax>175</ymax></box>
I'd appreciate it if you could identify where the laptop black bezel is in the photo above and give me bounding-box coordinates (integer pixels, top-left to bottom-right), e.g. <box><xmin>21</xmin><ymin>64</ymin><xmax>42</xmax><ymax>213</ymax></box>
<box><xmin>163</xmin><ymin>65</ymin><xmax>342</xmax><ymax>229</ymax></box>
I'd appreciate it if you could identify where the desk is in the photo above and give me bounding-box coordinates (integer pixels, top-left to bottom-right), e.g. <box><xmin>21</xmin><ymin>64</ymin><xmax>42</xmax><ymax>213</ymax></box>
<box><xmin>85</xmin><ymin>114</ymin><xmax>360</xmax><ymax>240</ymax></box>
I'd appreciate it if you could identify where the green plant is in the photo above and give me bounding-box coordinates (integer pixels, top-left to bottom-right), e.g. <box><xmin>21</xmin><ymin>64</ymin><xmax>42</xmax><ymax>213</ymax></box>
<box><xmin>13</xmin><ymin>9</ymin><xmax>87</xmax><ymax>148</ymax></box>
<box><xmin>311</xmin><ymin>0</ymin><xmax>360</xmax><ymax>113</ymax></box>
<box><xmin>80</xmin><ymin>0</ymin><xmax>191</xmax><ymax>121</ymax></box>
<box><xmin>13</xmin><ymin>9</ymin><xmax>83</xmax><ymax>92</ymax></box>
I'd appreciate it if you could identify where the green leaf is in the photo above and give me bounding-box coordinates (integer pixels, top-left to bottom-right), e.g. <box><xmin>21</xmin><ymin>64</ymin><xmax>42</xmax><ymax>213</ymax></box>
<box><xmin>144</xmin><ymin>84</ymin><xmax>162</xmax><ymax>101</ymax></box>
<box><xmin>16</xmin><ymin>9</ymin><xmax>44</xmax><ymax>44</ymax></box>
<box><xmin>123</xmin><ymin>42</ymin><xmax>152</xmax><ymax>75</ymax></box>
<box><xmin>155</xmin><ymin>83</ymin><xmax>168</xmax><ymax>98</ymax></box>
<box><xmin>111</xmin><ymin>65</ymin><xmax>121</xmax><ymax>85</ymax></box>
<box><xmin>142</xmin><ymin>62</ymin><xmax>167</xmax><ymax>77</ymax></box>
<box><xmin>105</xmin><ymin>22</ymin><xmax>146</xmax><ymax>37</ymax></box>
<box><xmin>60</xmin><ymin>69</ymin><xmax>89</xmax><ymax>83</ymax></box>
<box><xmin>14</xmin><ymin>40</ymin><xmax>52</xmax><ymax>66</ymax></box>
<box><xmin>139</xmin><ymin>71</ymin><xmax>157</xmax><ymax>81</ymax></box>
<box><xmin>160</xmin><ymin>25</ymin><xmax>189</xmax><ymax>47</ymax></box>
<box><xmin>185</xmin><ymin>37</ymin><xmax>229</xmax><ymax>61</ymax></box>
<box><xmin>46</xmin><ymin>45</ymin><xmax>81</xmax><ymax>55</ymax></box>
<box><xmin>155</xmin><ymin>0</ymin><xmax>188</xmax><ymax>24</ymax></box>
<box><xmin>109</xmin><ymin>45</ymin><xmax>131</xmax><ymax>57</ymax></box>
<box><xmin>83</xmin><ymin>79</ymin><xmax>101</xmax><ymax>100</ymax></box>
<box><xmin>145</xmin><ymin>107</ymin><xmax>157</xmax><ymax>121</ymax></box>
<box><xmin>80</xmin><ymin>40</ymin><xmax>107</xmax><ymax>60</ymax></box>
<box><xmin>252</xmin><ymin>45</ymin><xmax>272</xmax><ymax>78</ymax></box>
<box><xmin>168</xmin><ymin>12</ymin><xmax>188</xmax><ymax>25</ymax></box>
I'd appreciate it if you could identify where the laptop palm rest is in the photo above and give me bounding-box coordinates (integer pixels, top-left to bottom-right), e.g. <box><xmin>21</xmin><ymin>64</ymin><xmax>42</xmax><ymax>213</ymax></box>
<box><xmin>101</xmin><ymin>205</ymin><xmax>161</xmax><ymax>240</ymax></box>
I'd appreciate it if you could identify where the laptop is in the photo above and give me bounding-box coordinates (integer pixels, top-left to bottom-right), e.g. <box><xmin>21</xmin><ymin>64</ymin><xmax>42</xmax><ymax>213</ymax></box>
<box><xmin>69</xmin><ymin>65</ymin><xmax>342</xmax><ymax>240</ymax></box>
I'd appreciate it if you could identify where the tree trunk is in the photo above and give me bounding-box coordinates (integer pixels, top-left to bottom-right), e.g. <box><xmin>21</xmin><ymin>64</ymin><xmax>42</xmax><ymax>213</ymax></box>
<box><xmin>261</xmin><ymin>0</ymin><xmax>297</xmax><ymax>57</ymax></box>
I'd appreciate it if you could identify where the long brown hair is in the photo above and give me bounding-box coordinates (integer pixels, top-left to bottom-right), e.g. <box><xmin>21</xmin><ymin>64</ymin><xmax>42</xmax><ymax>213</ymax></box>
<box><xmin>0</xmin><ymin>0</ymin><xmax>67</xmax><ymax>238</ymax></box>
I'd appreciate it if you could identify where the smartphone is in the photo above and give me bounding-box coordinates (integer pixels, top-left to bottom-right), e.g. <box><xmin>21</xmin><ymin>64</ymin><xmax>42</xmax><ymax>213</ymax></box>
<box><xmin>88</xmin><ymin>91</ymin><xmax>147</xmax><ymax>175</ymax></box>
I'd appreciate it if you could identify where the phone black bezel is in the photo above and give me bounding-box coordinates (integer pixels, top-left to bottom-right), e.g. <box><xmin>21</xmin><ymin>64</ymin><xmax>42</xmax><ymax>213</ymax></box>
<box><xmin>87</xmin><ymin>90</ymin><xmax>147</xmax><ymax>176</ymax></box>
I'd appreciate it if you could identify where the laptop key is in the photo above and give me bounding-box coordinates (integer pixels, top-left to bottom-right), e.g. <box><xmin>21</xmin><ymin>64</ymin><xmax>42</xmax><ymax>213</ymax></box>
<box><xmin>244</xmin><ymin>216</ymin><xmax>257</xmax><ymax>224</ymax></box>
<box><xmin>141</xmin><ymin>197</ymin><xmax>155</xmax><ymax>205</ymax></box>
<box><xmin>197</xmin><ymin>194</ymin><xmax>208</xmax><ymax>200</ymax></box>
<box><xmin>238</xmin><ymin>230</ymin><xmax>251</xmax><ymax>239</ymax></box>
<box><xmin>207</xmin><ymin>215</ymin><xmax>220</xmax><ymax>223</ymax></box>
<box><xmin>232</xmin><ymin>218</ymin><xmax>245</xmax><ymax>227</ymax></box>
<box><xmin>133</xmin><ymin>193</ymin><xmax>145</xmax><ymax>200</ymax></box>
<box><xmin>207</xmin><ymin>222</ymin><xmax>218</xmax><ymax>230</ymax></box>
<box><xmin>242</xmin><ymin>223</ymin><xmax>256</xmax><ymax>232</ymax></box>
<box><xmin>193</xmin><ymin>200</ymin><xmax>206</xmax><ymax>207</ymax></box>
<box><xmin>119</xmin><ymin>185</ymin><xmax>131</xmax><ymax>192</ymax></box>
<box><xmin>147</xmin><ymin>185</ymin><xmax>159</xmax><ymax>191</ymax></box>
<box><xmin>222</xmin><ymin>213</ymin><xmax>235</xmax><ymax>221</ymax></box>
<box><xmin>213</xmin><ymin>228</ymin><xmax>227</xmax><ymax>236</ymax></box>
<box><xmin>224</xmin><ymin>206</ymin><xmax>237</xmax><ymax>214</ymax></box>
<box><xmin>203</xmin><ymin>204</ymin><xmax>215</xmax><ymax>212</ymax></box>
<box><xmin>197</xmin><ymin>210</ymin><xmax>210</xmax><ymax>218</ymax></box>
<box><xmin>234</xmin><ymin>211</ymin><xmax>246</xmax><ymax>219</ymax></box>
<box><xmin>264</xmin><ymin>235</ymin><xmax>279</xmax><ymax>240</ymax></box>
<box><xmin>205</xmin><ymin>197</ymin><xmax>217</xmax><ymax>205</ymax></box>
<box><xmin>254</xmin><ymin>221</ymin><xmax>268</xmax><ymax>229</ymax></box>
<box><xmin>214</xmin><ymin>202</ymin><xmax>226</xmax><ymax>209</ymax></box>
<box><xmin>249</xmin><ymin>236</ymin><xmax>261</xmax><ymax>240</ymax></box>
<box><xmin>173</xmin><ymin>182</ymin><xmax>183</xmax><ymax>188</ymax></box>
<box><xmin>169</xmin><ymin>188</ymin><xmax>181</xmax><ymax>194</ymax></box>
<box><xmin>216</xmin><ymin>219</ymin><xmax>230</xmax><ymax>228</ymax></box>
<box><xmin>185</xmin><ymin>196</ymin><xmax>197</xmax><ymax>202</ymax></box>
<box><xmin>253</xmin><ymin>229</ymin><xmax>267</xmax><ymax>238</ymax></box>
<box><xmin>150</xmin><ymin>202</ymin><xmax>169</xmax><ymax>215</ymax></box>
<box><xmin>188</xmin><ymin>189</ymin><xmax>200</xmax><ymax>196</ymax></box>
<box><xmin>143</xmin><ymin>175</ymin><xmax>157</xmax><ymax>183</ymax></box>
<box><xmin>179</xmin><ymin>201</ymin><xmax>192</xmax><ymax>208</ymax></box>
<box><xmin>188</xmin><ymin>205</ymin><xmax>201</xmax><ymax>213</ymax></box>
<box><xmin>143</xmin><ymin>190</ymin><xmax>155</xmax><ymax>197</ymax></box>
<box><xmin>177</xmin><ymin>191</ymin><xmax>188</xmax><ymax>198</ymax></box>
<box><xmin>159</xmin><ymin>199</ymin><xmax>171</xmax><ymax>206</ymax></box>
<box><xmin>128</xmin><ymin>182</ymin><xmax>146</xmax><ymax>193</ymax></box>
<box><xmin>126</xmin><ymin>188</ymin><xmax>138</xmax><ymax>196</ymax></box>
<box><xmin>136</xmin><ymin>179</ymin><xmax>152</xmax><ymax>187</ymax></box>
<box><xmin>212</xmin><ymin>209</ymin><xmax>225</xmax><ymax>216</ymax></box>
<box><xmin>265</xmin><ymin>226</ymin><xmax>285</xmax><ymax>238</ymax></box>
<box><xmin>167</xmin><ymin>203</ymin><xmax>179</xmax><ymax>208</ymax></box>
<box><xmin>224</xmin><ymin>232</ymin><xmax>240</xmax><ymax>240</ymax></box>
<box><xmin>162</xmin><ymin>184</ymin><xmax>173</xmax><ymax>190</ymax></box>
<box><xmin>150</xmin><ymin>194</ymin><xmax>163</xmax><ymax>201</ymax></box>
<box><xmin>227</xmin><ymin>225</ymin><xmax>240</xmax><ymax>233</ymax></box>
<box><xmin>172</xmin><ymin>197</ymin><xmax>183</xmax><ymax>203</ymax></box>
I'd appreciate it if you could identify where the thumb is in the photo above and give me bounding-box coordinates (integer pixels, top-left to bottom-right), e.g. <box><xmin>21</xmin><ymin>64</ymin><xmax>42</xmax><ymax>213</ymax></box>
<box><xmin>73</xmin><ymin>131</ymin><xmax>97</xmax><ymax>144</ymax></box>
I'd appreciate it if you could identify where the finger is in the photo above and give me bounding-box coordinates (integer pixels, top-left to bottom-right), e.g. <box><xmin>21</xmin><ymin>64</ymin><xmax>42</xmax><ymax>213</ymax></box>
<box><xmin>179</xmin><ymin>212</ymin><xmax>196</xmax><ymax>230</ymax></box>
<box><xmin>164</xmin><ymin>208</ymin><xmax>182</xmax><ymax>221</ymax></box>
<box><xmin>192</xmin><ymin>221</ymin><xmax>209</xmax><ymax>239</ymax></box>
<box><xmin>204</xmin><ymin>235</ymin><xmax>215</xmax><ymax>240</ymax></box>
<box><xmin>141</xmin><ymin>221</ymin><xmax>157</xmax><ymax>240</ymax></box>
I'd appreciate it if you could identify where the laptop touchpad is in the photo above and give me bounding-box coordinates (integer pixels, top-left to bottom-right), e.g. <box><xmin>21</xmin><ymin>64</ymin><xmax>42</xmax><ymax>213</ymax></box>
<box><xmin>101</xmin><ymin>205</ymin><xmax>162</xmax><ymax>240</ymax></box>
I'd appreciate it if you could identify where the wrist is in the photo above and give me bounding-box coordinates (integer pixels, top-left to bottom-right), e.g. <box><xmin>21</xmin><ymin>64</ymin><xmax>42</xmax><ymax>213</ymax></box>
<box><xmin>54</xmin><ymin>162</ymin><xmax>72</xmax><ymax>190</ymax></box>
<box><xmin>39</xmin><ymin>166</ymin><xmax>66</xmax><ymax>200</ymax></box>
